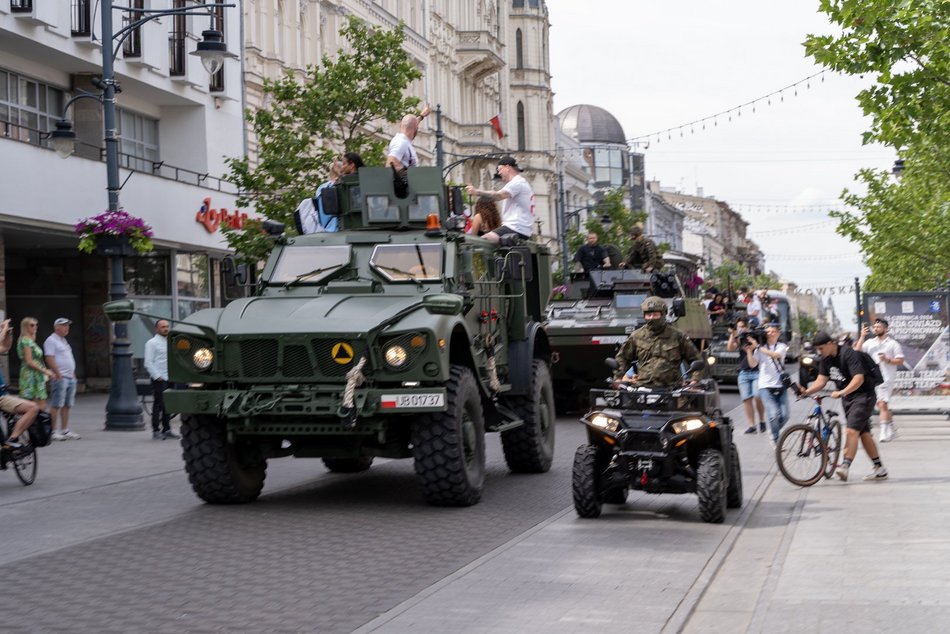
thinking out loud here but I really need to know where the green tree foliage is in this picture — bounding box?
[224,16,422,263]
[805,0,950,291]
[704,261,782,297]
[565,188,647,262]
[798,311,819,340]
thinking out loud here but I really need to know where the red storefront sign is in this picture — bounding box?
[196,197,248,233]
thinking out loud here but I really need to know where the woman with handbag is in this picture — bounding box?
[747,322,791,445]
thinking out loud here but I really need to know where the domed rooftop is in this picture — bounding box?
[557,104,626,145]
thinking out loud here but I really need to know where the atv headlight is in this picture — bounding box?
[192,347,214,371]
[588,412,622,434]
[801,356,814,366]
[384,344,408,367]
[670,418,705,434]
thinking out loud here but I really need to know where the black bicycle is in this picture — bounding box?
[775,394,842,487]
[1,413,37,486]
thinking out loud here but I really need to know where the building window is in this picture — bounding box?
[517,101,526,151]
[209,3,225,92]
[10,1,32,12]
[594,147,625,187]
[177,253,211,320]
[168,1,187,76]
[116,108,159,172]
[121,0,144,57]
[512,0,524,8]
[515,29,524,69]
[0,69,65,147]
[71,0,92,37]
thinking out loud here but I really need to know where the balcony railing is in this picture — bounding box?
[168,10,186,76]
[122,0,144,57]
[1,120,237,194]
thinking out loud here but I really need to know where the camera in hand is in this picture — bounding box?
[740,328,767,347]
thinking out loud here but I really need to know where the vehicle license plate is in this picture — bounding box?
[379,393,445,409]
[591,335,627,345]
[637,458,653,470]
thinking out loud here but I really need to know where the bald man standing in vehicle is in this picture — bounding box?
[384,105,431,172]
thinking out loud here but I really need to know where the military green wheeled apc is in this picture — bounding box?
[546,267,712,412]
[104,166,555,507]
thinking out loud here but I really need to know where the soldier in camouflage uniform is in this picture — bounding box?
[621,226,663,272]
[616,296,704,387]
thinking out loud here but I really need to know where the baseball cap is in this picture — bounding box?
[812,331,833,346]
[497,155,523,172]
[54,318,72,326]
[874,317,889,327]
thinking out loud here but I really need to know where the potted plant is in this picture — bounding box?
[75,210,154,256]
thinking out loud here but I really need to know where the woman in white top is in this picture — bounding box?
[747,322,790,443]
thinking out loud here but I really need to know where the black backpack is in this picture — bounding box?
[30,411,53,447]
[846,347,884,389]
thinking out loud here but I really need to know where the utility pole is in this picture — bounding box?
[557,143,569,277]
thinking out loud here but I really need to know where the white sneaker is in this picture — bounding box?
[887,425,898,441]
[51,431,67,441]
[62,430,82,440]
[835,464,849,481]
[878,423,888,443]
[863,466,888,481]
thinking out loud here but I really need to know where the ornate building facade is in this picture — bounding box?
[242,0,561,249]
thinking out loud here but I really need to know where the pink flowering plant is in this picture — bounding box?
[75,210,154,255]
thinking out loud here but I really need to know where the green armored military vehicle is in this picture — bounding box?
[104,166,555,507]
[546,267,711,412]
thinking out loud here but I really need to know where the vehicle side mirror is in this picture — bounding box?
[262,220,285,237]
[222,255,249,287]
[447,186,465,216]
[604,357,619,371]
[422,293,464,316]
[103,299,136,322]
[672,297,687,317]
[320,185,341,217]
[688,359,707,373]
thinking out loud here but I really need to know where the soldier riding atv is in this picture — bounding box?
[571,297,742,523]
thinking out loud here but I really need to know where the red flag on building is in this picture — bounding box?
[489,114,504,139]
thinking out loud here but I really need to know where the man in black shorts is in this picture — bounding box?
[798,331,887,481]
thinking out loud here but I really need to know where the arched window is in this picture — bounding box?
[515,28,524,69]
[517,101,526,151]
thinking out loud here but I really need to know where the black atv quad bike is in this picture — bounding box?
[572,360,742,523]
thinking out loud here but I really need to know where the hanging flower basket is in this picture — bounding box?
[75,210,154,256]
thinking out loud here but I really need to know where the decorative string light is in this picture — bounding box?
[749,220,838,236]
[628,71,828,144]
[732,204,847,214]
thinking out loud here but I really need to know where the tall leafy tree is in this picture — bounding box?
[224,16,422,262]
[805,0,950,291]
[565,188,647,259]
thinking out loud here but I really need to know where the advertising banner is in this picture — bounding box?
[864,292,950,413]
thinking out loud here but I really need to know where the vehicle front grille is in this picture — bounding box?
[622,431,664,453]
[226,337,366,382]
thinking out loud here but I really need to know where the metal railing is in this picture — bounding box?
[168,3,186,75]
[1,120,238,194]
[121,0,144,57]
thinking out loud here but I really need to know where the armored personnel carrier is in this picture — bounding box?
[546,267,711,412]
[104,166,555,507]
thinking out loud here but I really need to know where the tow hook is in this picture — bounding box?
[640,471,648,486]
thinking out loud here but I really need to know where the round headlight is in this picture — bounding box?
[193,347,214,370]
[385,345,408,367]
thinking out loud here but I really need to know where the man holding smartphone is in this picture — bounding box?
[855,318,905,442]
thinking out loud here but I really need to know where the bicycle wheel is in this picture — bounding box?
[776,423,825,487]
[822,418,842,479]
[12,430,37,486]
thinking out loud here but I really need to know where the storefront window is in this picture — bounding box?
[129,298,173,360]
[124,255,171,296]
[177,253,209,298]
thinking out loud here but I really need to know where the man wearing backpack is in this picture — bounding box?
[855,318,905,442]
[799,331,887,481]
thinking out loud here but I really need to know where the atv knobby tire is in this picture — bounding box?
[322,456,374,473]
[502,360,555,473]
[181,414,266,504]
[572,444,602,518]
[412,365,485,506]
[696,448,726,523]
[726,442,743,509]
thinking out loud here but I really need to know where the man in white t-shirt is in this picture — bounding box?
[465,155,534,245]
[855,318,905,442]
[44,317,80,440]
[747,322,790,444]
[384,105,431,171]
[746,290,763,327]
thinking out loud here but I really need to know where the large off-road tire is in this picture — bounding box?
[572,444,603,518]
[502,360,555,473]
[412,365,485,506]
[181,414,266,504]
[697,448,727,523]
[322,457,374,473]
[726,442,743,509]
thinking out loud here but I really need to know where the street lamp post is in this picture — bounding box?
[51,1,235,430]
